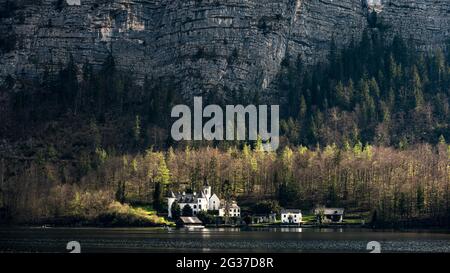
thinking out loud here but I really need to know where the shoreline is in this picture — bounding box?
[1,223,450,233]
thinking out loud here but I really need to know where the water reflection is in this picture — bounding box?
[279,228,302,233]
[1,227,450,253]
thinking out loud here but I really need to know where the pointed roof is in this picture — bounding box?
[314,208,344,215]
[180,217,203,225]
[281,209,302,214]
[203,177,209,187]
[210,193,219,199]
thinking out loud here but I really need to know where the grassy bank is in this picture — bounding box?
[3,203,175,228]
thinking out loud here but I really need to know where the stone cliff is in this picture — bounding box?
[0,0,449,99]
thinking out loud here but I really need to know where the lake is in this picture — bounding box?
[1,227,450,253]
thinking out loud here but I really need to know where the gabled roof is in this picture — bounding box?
[169,190,210,203]
[281,209,302,214]
[210,193,219,199]
[315,208,344,215]
[169,185,213,201]
[180,217,203,224]
[219,201,240,209]
[203,178,209,187]
[176,194,199,203]
[252,213,276,217]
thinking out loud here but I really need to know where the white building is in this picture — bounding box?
[66,0,81,5]
[367,0,383,12]
[251,213,277,224]
[167,183,221,218]
[367,0,381,4]
[218,201,241,218]
[314,208,345,223]
[281,209,302,224]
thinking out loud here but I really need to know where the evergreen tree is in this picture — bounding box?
[115,181,126,204]
[153,182,164,212]
[156,154,170,186]
[171,200,181,219]
[410,66,424,109]
[57,56,79,113]
[416,185,425,213]
[182,204,193,217]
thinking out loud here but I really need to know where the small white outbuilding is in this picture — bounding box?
[66,0,81,6]
[281,209,302,224]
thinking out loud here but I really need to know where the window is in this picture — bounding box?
[193,205,197,209]
[199,205,201,209]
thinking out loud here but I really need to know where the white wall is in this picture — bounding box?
[219,207,240,217]
[66,0,81,5]
[167,197,175,218]
[281,213,302,224]
[367,0,382,6]
[178,200,207,216]
[203,186,211,200]
[209,194,220,210]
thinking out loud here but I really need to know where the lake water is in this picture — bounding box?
[1,227,450,253]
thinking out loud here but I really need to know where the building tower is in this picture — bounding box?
[167,192,176,218]
[202,178,212,200]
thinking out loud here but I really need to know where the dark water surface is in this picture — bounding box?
[1,227,450,253]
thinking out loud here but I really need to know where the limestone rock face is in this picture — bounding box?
[379,0,450,51]
[0,0,449,99]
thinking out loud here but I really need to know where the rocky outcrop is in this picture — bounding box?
[289,0,368,65]
[0,0,449,99]
[379,0,450,51]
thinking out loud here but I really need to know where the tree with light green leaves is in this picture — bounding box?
[155,154,170,186]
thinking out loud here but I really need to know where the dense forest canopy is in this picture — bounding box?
[278,30,450,148]
[1,27,450,226]
[1,141,450,227]
[2,29,450,154]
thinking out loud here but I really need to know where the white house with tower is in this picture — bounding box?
[167,182,222,218]
[367,0,383,12]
